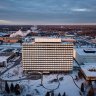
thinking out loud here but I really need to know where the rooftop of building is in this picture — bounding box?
[81,64,96,77]
[34,37,61,43]
[23,37,73,45]
[0,56,10,62]
[75,48,96,56]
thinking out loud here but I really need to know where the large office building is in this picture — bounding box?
[22,38,73,73]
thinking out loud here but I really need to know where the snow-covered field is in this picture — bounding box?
[0,55,86,96]
[0,43,95,96]
[0,62,85,96]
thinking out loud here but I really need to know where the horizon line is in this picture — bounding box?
[0,23,96,26]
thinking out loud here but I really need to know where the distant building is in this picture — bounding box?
[0,37,21,43]
[73,48,96,64]
[0,51,16,67]
[64,34,75,39]
[22,38,73,73]
[62,38,76,43]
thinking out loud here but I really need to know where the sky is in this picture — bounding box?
[0,0,96,25]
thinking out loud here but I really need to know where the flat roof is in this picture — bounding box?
[84,48,96,51]
[0,56,9,62]
[23,37,73,45]
[75,48,96,56]
[35,37,61,43]
[23,42,73,45]
[81,64,96,77]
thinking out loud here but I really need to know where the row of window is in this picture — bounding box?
[23,63,73,65]
[23,65,73,67]
[23,54,73,56]
[23,59,73,61]
[23,47,73,49]
[23,52,73,54]
[23,44,73,46]
[23,58,73,60]
[23,67,72,69]
[23,50,73,53]
[23,61,73,63]
[23,47,73,48]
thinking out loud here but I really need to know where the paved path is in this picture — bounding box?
[69,75,80,90]
[69,75,84,96]
[0,59,84,96]
[41,74,60,91]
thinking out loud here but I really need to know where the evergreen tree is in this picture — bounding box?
[14,84,20,95]
[15,84,20,91]
[51,91,54,96]
[5,81,10,94]
[87,88,94,96]
[81,83,84,92]
[15,89,20,95]
[10,83,14,92]
[78,71,82,78]
[45,91,50,96]
[58,93,61,96]
[62,92,66,96]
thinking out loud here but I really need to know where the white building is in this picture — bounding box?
[22,38,73,73]
[0,52,15,67]
[73,48,96,64]
[80,63,96,80]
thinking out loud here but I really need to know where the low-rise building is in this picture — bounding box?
[80,63,96,80]
[0,51,16,67]
[0,37,21,43]
[73,48,96,65]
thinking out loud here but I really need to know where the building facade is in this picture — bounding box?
[73,48,96,65]
[22,38,73,73]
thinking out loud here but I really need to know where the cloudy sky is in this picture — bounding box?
[0,0,96,25]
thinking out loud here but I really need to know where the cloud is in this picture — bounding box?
[0,0,96,24]
[71,8,91,12]
[0,20,12,24]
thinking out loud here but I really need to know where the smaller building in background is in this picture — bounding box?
[73,48,96,65]
[0,50,16,67]
[0,37,21,43]
[62,38,76,43]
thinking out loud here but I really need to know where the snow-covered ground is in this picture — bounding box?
[1,64,24,80]
[0,62,85,96]
[0,43,21,49]
[0,55,86,96]
[0,43,96,96]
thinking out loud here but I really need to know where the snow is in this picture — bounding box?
[0,64,85,96]
[0,56,8,62]
[75,48,96,56]
[10,30,32,37]
[0,43,21,48]
[0,55,85,96]
[81,64,96,77]
[10,26,38,38]
[0,41,95,95]
[1,65,24,80]
[0,32,8,36]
